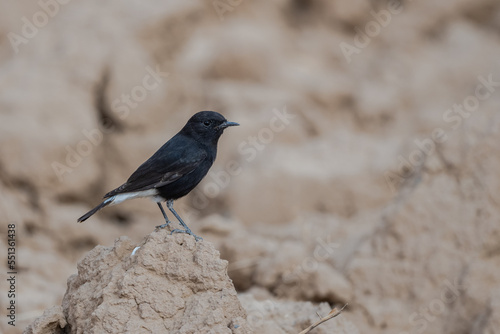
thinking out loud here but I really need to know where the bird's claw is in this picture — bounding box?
[155,222,171,229]
[170,228,203,241]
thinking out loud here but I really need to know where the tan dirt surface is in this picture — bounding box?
[0,0,499,333]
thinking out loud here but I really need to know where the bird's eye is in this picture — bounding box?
[203,120,211,127]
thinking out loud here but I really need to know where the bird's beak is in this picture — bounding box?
[217,121,239,130]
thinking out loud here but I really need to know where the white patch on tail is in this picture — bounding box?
[107,189,160,206]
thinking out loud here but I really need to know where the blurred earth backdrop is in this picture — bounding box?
[1,0,500,333]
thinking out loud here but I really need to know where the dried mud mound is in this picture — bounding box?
[25,231,250,334]
[24,229,359,334]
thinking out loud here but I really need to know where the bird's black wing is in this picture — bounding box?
[104,136,206,198]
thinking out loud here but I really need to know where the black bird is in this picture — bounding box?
[77,111,239,241]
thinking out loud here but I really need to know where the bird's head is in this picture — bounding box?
[183,111,239,144]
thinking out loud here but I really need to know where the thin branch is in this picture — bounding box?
[298,303,348,334]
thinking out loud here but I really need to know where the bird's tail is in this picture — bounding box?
[77,198,113,223]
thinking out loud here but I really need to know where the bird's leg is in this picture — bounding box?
[166,199,203,241]
[155,202,172,229]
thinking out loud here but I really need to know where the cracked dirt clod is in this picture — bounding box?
[23,306,67,334]
[27,230,250,334]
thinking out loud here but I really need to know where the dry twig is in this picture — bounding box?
[298,303,348,334]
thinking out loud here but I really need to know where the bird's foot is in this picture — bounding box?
[155,221,171,229]
[170,228,203,241]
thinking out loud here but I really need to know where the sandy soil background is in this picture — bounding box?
[1,0,500,333]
